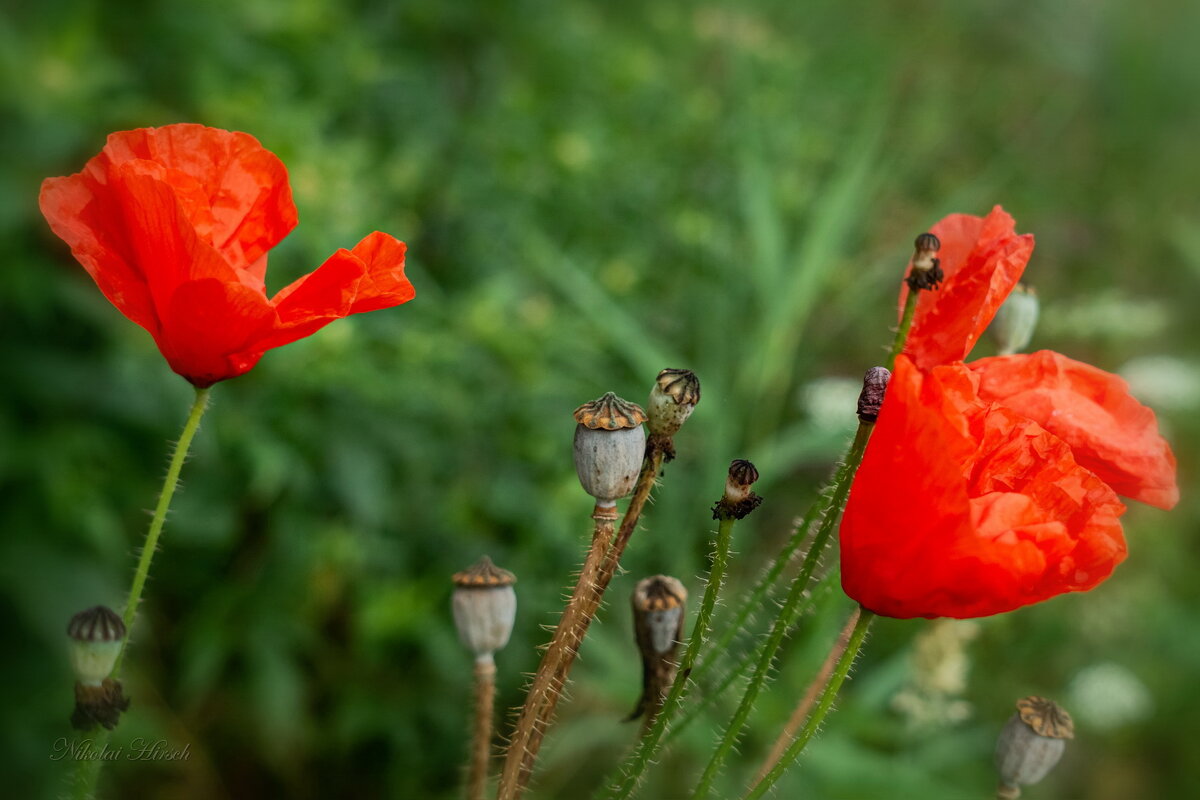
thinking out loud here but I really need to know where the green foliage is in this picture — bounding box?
[2,0,1199,797]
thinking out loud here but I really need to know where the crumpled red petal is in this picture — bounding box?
[840,355,1127,619]
[39,124,414,385]
[970,351,1179,510]
[900,206,1034,370]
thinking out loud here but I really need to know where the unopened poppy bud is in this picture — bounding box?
[628,575,687,722]
[990,284,1039,356]
[856,366,891,424]
[995,696,1073,799]
[713,459,763,520]
[67,606,130,731]
[68,606,125,686]
[907,232,944,291]
[647,368,701,438]
[452,557,517,662]
[573,392,647,509]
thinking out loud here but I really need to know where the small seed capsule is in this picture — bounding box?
[67,606,125,686]
[995,696,1073,798]
[628,575,688,722]
[989,284,1039,356]
[647,369,701,438]
[713,459,763,520]
[573,392,647,508]
[907,231,945,291]
[856,366,891,424]
[67,606,130,731]
[452,556,518,662]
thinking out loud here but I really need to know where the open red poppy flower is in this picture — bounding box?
[40,124,415,386]
[840,207,1177,619]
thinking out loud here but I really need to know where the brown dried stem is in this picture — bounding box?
[497,509,618,800]
[469,657,497,800]
[750,607,861,787]
[500,449,665,799]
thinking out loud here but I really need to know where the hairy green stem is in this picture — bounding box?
[69,386,212,800]
[887,287,919,370]
[689,424,870,800]
[600,513,739,800]
[742,610,875,800]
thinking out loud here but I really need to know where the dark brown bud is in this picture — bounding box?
[452,556,518,661]
[628,576,687,723]
[714,459,763,520]
[856,366,891,424]
[995,696,1073,797]
[573,392,647,506]
[907,231,945,291]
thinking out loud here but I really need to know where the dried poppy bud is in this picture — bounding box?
[907,231,944,291]
[995,696,1074,798]
[68,606,125,686]
[67,606,130,731]
[452,557,517,662]
[989,284,1040,356]
[628,575,687,722]
[856,366,891,424]
[714,459,763,520]
[647,368,701,438]
[573,392,647,507]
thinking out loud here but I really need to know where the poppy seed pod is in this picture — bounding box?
[647,369,701,437]
[573,392,647,508]
[856,366,891,424]
[628,575,688,721]
[68,605,125,686]
[452,557,517,662]
[989,284,1040,356]
[907,231,945,291]
[995,696,1074,798]
[714,459,763,520]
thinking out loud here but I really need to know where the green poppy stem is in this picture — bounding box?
[741,609,875,800]
[68,385,212,800]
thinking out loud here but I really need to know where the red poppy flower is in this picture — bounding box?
[40,124,415,386]
[840,207,1177,619]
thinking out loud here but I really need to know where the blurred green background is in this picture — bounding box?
[2,0,1198,798]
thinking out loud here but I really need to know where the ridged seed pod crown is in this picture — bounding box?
[452,557,517,662]
[647,369,700,437]
[573,392,647,506]
[67,606,125,686]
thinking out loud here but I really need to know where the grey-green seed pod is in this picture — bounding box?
[647,369,701,437]
[573,392,647,507]
[995,696,1074,798]
[452,557,517,662]
[628,575,687,721]
[67,606,125,687]
[990,284,1040,356]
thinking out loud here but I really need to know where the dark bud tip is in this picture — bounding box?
[857,366,891,423]
[914,232,941,252]
[452,555,517,588]
[727,459,759,488]
[67,606,126,643]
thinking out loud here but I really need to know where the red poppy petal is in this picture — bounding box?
[99,124,296,283]
[156,278,276,386]
[900,206,1034,370]
[40,173,161,337]
[971,351,1179,509]
[840,355,1128,619]
[254,232,413,351]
